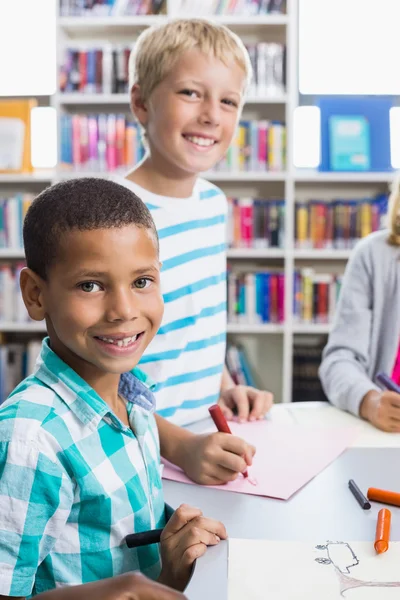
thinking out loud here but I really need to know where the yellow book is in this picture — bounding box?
[296,203,309,248]
[360,202,372,238]
[0,99,37,173]
[301,268,314,323]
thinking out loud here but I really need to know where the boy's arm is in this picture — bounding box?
[0,572,187,600]
[154,414,194,471]
[155,413,254,485]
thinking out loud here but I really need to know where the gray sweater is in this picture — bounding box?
[319,230,400,416]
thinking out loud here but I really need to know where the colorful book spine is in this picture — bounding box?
[294,196,388,249]
[0,195,33,249]
[0,264,31,323]
[293,269,344,324]
[227,269,285,324]
[59,0,165,16]
[60,114,144,172]
[215,120,286,173]
[227,198,285,249]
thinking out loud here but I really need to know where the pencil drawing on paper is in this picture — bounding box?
[315,541,400,596]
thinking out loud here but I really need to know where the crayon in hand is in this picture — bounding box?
[208,404,249,478]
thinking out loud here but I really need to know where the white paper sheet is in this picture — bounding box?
[228,539,400,599]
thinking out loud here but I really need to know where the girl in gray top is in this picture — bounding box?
[319,178,400,432]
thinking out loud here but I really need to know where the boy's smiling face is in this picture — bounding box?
[135,48,246,178]
[37,225,163,383]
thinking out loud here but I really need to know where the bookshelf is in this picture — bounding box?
[1,0,394,405]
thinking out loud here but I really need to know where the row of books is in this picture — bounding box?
[228,270,285,324]
[293,269,343,324]
[58,0,284,16]
[60,115,286,172]
[292,342,328,403]
[0,195,33,250]
[60,114,145,172]
[168,0,284,16]
[59,42,285,98]
[226,343,257,387]
[0,339,42,404]
[295,195,389,249]
[246,43,285,97]
[0,265,30,323]
[59,0,165,16]
[227,198,285,248]
[60,46,132,94]
[217,120,286,172]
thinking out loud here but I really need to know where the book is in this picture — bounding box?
[0,99,37,173]
[227,269,284,324]
[329,115,371,172]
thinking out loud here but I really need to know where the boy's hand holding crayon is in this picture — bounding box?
[158,504,227,591]
[218,384,273,423]
[179,431,255,485]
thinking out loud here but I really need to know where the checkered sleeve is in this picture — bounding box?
[0,440,74,597]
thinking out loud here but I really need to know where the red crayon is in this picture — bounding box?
[208,404,248,478]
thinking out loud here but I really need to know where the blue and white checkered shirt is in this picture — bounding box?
[0,338,165,597]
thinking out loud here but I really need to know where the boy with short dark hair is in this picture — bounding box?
[0,178,225,599]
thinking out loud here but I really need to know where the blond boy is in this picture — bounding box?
[113,19,273,485]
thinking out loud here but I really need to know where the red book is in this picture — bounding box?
[72,115,82,169]
[239,198,253,248]
[115,115,126,168]
[79,50,87,92]
[270,273,278,323]
[277,273,285,323]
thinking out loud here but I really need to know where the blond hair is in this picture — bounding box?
[387,176,400,246]
[128,18,252,103]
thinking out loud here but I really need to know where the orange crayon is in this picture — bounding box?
[374,508,391,554]
[368,487,400,508]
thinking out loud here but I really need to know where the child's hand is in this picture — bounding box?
[158,504,227,591]
[360,389,400,432]
[219,384,273,422]
[34,572,188,600]
[180,432,255,485]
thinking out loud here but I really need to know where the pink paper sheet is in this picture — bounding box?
[162,420,359,500]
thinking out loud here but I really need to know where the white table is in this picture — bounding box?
[163,403,400,599]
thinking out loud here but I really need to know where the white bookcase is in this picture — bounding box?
[0,0,394,403]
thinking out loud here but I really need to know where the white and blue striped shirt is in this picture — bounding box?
[114,177,227,425]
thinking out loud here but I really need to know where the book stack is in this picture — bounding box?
[60,45,132,94]
[292,341,328,403]
[59,42,286,98]
[59,0,166,16]
[226,343,257,387]
[0,339,42,404]
[227,197,285,248]
[293,269,343,324]
[171,0,285,16]
[0,264,31,323]
[0,195,33,249]
[295,195,388,249]
[215,120,286,172]
[245,43,286,97]
[60,114,144,172]
[228,269,285,324]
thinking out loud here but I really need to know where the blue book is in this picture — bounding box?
[261,273,270,323]
[237,346,257,388]
[329,115,371,171]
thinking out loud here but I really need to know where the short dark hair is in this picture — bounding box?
[23,177,158,279]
